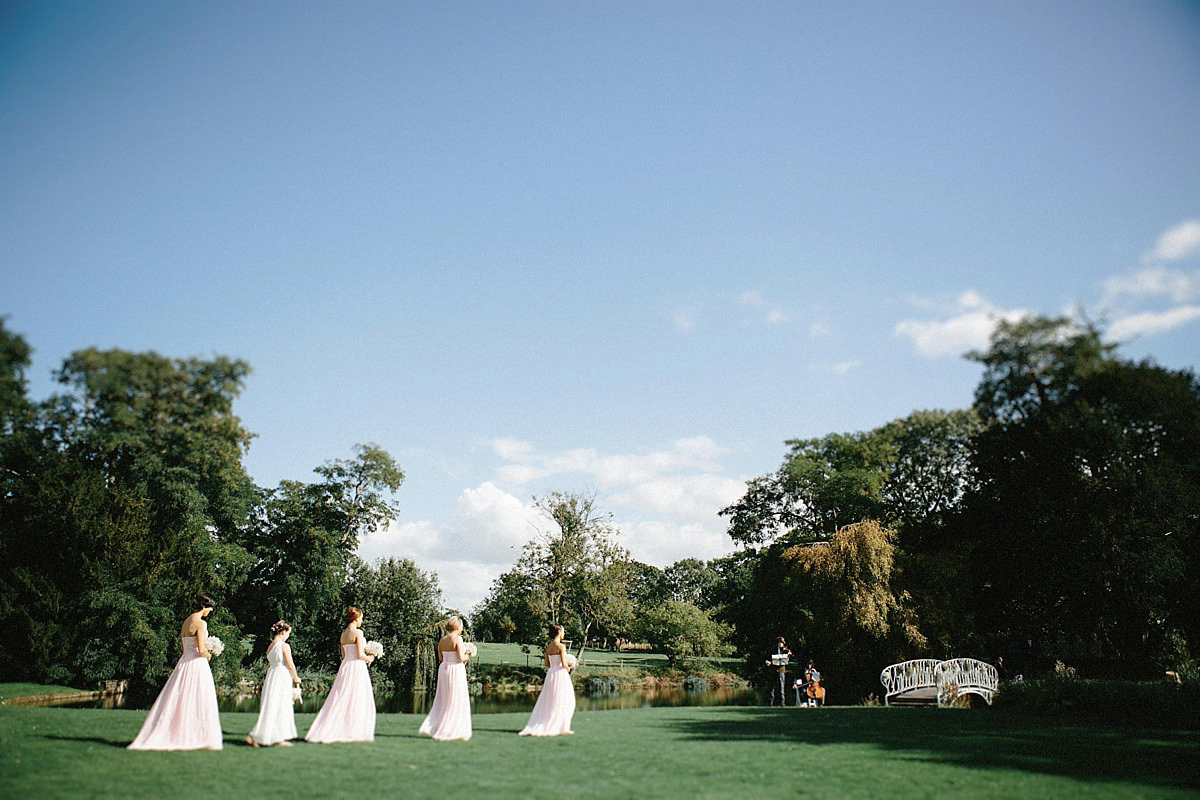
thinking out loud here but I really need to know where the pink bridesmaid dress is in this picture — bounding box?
[419,650,472,741]
[128,637,223,750]
[304,643,375,743]
[519,654,576,736]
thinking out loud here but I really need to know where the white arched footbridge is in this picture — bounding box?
[880,658,999,707]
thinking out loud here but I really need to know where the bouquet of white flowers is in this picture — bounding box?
[204,636,224,658]
[292,686,302,702]
[462,642,478,659]
[563,653,578,670]
[363,640,384,660]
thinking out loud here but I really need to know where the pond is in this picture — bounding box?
[57,685,764,714]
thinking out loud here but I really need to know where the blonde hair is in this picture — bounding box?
[446,615,463,633]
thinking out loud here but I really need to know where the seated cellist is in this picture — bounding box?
[804,660,825,707]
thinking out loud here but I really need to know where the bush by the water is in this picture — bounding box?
[994,675,1200,727]
[682,676,709,693]
[584,676,622,697]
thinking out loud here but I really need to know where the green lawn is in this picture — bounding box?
[2,704,1197,799]
[0,682,95,701]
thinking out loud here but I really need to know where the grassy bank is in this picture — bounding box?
[2,703,1198,799]
[473,642,746,691]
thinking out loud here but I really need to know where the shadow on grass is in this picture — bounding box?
[668,707,1200,792]
[45,735,129,748]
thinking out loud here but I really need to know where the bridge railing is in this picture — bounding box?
[880,658,999,706]
[879,659,942,705]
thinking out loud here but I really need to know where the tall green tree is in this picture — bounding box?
[344,556,441,690]
[1,347,258,687]
[962,317,1200,676]
[230,444,405,670]
[514,491,634,651]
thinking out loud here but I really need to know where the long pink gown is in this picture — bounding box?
[519,654,576,736]
[128,637,222,750]
[419,650,471,741]
[304,643,375,743]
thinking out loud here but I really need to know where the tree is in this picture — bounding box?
[471,568,544,643]
[517,491,633,651]
[635,599,733,667]
[0,347,259,688]
[722,409,979,548]
[230,445,406,670]
[961,317,1200,676]
[0,317,32,434]
[344,557,441,690]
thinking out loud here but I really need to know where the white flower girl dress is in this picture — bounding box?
[246,640,297,745]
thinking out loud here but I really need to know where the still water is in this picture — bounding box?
[67,686,762,714]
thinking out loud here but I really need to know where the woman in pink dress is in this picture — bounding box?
[520,624,576,737]
[128,594,223,750]
[305,607,376,743]
[418,615,472,741]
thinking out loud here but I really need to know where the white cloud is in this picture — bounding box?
[1109,306,1200,340]
[738,290,789,324]
[367,436,747,610]
[894,292,1030,358]
[1102,266,1200,306]
[621,519,731,567]
[1143,219,1200,263]
[815,359,859,376]
[808,321,833,338]
[611,474,746,523]
[492,438,534,460]
[358,519,441,564]
[672,308,696,332]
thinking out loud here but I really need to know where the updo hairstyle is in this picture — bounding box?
[446,615,463,633]
[343,607,362,626]
[192,593,217,612]
[270,620,291,638]
[548,623,564,639]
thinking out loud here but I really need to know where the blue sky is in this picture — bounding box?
[3,1,1198,610]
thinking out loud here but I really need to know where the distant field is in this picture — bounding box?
[2,703,1198,799]
[0,682,94,701]
[475,641,740,671]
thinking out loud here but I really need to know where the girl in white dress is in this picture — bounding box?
[128,593,223,750]
[418,615,472,741]
[246,620,302,747]
[520,623,576,737]
[305,607,377,743]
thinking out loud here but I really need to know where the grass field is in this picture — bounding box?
[2,703,1198,799]
[475,641,740,672]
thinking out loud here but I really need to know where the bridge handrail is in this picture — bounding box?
[879,659,942,704]
[880,657,999,706]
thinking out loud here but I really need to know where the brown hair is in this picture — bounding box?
[270,620,291,638]
[344,607,362,626]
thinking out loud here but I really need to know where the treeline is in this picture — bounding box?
[0,319,441,692]
[472,317,1200,702]
[720,316,1200,700]
[471,492,736,667]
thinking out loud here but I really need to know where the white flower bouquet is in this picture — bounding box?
[292,686,303,702]
[363,640,384,660]
[462,642,478,659]
[563,653,578,670]
[204,635,224,657]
